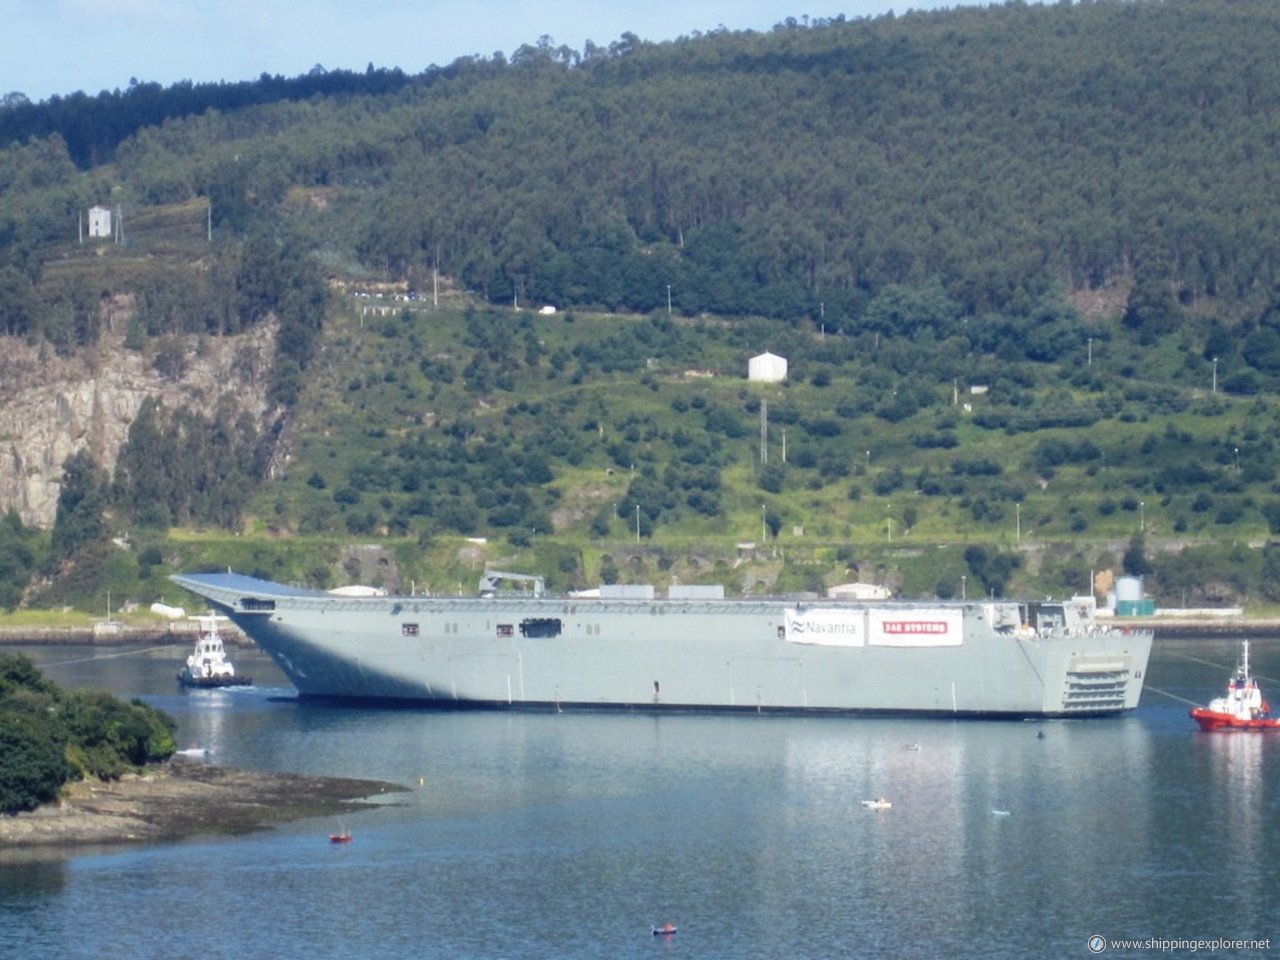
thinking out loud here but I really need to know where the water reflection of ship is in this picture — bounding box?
[1203,730,1266,897]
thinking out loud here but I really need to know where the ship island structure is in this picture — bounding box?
[170,570,1151,717]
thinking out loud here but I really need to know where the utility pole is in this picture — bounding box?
[760,399,768,465]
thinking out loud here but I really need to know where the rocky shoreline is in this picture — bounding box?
[0,757,405,858]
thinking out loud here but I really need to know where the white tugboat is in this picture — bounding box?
[178,615,252,688]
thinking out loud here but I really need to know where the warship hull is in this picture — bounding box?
[170,573,1151,717]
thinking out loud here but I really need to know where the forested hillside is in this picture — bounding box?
[7,0,1280,328]
[3,0,1280,611]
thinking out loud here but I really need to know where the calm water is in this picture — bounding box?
[1,639,1277,959]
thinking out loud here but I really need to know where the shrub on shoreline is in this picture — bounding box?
[0,654,176,814]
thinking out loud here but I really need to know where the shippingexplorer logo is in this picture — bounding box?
[1088,934,1272,953]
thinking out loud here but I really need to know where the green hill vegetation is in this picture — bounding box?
[4,0,1280,611]
[0,654,176,814]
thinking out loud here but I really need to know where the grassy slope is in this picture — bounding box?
[27,220,1276,605]
[184,292,1277,603]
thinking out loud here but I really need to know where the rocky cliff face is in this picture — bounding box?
[0,326,277,528]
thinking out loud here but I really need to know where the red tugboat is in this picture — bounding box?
[1189,641,1280,731]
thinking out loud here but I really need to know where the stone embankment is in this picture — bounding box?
[1138,617,1280,639]
[0,621,252,647]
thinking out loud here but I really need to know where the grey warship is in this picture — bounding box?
[170,571,1151,716]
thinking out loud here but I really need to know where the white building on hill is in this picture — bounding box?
[827,582,892,601]
[748,351,787,382]
[88,205,112,239]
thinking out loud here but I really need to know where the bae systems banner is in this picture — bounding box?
[784,609,866,646]
[867,609,963,646]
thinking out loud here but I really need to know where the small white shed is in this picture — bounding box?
[748,351,788,383]
[88,205,112,238]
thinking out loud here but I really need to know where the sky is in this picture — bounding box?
[1,0,970,103]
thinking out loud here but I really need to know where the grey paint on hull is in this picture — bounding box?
[170,572,1152,717]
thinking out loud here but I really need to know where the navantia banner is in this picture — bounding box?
[868,609,963,646]
[784,609,866,647]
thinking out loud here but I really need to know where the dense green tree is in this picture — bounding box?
[1122,268,1181,342]
[1243,328,1280,375]
[1261,546,1280,603]
[60,689,176,779]
[112,396,264,530]
[0,714,70,814]
[1262,501,1280,536]
[759,463,786,494]
[112,397,168,525]
[1123,534,1152,577]
[0,652,61,700]
[0,509,41,609]
[963,545,1021,598]
[0,655,176,813]
[49,450,108,564]
[0,265,37,335]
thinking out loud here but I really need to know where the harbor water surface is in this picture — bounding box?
[1,638,1276,958]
